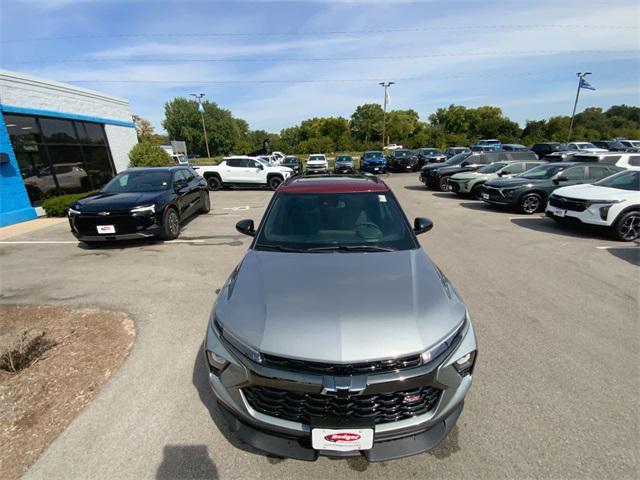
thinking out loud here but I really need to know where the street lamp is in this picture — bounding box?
[567,72,592,143]
[379,82,394,149]
[190,93,211,159]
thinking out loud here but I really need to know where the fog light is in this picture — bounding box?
[453,351,476,376]
[207,350,229,374]
[599,206,611,221]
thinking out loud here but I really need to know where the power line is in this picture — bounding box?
[1,24,636,43]
[57,71,581,85]
[3,49,637,65]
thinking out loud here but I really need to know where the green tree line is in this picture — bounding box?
[153,98,639,157]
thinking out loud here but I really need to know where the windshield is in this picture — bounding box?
[255,192,416,252]
[394,150,412,157]
[364,151,384,159]
[593,170,639,191]
[518,164,565,179]
[254,158,269,167]
[282,157,298,164]
[102,170,171,193]
[336,156,352,162]
[551,144,570,152]
[478,162,509,174]
[442,152,471,165]
[308,155,325,161]
[421,149,440,155]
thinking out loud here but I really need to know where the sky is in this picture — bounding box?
[1,0,638,134]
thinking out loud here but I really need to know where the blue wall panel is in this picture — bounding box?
[0,111,37,227]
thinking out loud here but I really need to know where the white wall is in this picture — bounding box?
[105,125,138,172]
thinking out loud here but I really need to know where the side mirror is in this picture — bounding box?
[236,219,256,237]
[257,163,264,170]
[555,175,569,183]
[413,217,433,236]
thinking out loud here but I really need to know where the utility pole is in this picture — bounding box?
[567,72,591,143]
[379,82,394,149]
[190,93,211,158]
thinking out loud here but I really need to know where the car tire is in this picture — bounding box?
[206,176,222,191]
[161,207,181,240]
[470,184,483,199]
[612,210,640,241]
[520,193,543,214]
[268,176,283,190]
[439,177,449,192]
[200,191,211,213]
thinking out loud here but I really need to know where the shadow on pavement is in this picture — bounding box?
[156,444,218,480]
[191,343,269,459]
[510,217,609,240]
[607,246,640,266]
[459,202,512,214]
[403,185,430,191]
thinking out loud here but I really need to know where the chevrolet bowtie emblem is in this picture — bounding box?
[98,211,110,216]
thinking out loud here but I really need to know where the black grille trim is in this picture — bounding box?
[262,353,422,376]
[243,385,442,425]
[549,196,588,212]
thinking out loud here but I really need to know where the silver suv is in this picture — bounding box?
[203,175,477,461]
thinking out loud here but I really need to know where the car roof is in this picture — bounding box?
[125,166,183,172]
[279,175,389,193]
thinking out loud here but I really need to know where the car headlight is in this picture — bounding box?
[68,207,81,216]
[420,317,466,364]
[214,317,263,364]
[206,350,229,374]
[501,188,515,198]
[131,204,156,214]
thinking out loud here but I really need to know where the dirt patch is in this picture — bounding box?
[0,305,135,480]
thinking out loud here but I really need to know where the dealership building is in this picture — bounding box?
[0,69,138,226]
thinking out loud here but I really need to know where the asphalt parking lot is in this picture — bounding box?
[1,173,638,480]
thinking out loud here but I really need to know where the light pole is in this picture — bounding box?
[567,72,591,143]
[190,93,211,159]
[379,82,394,149]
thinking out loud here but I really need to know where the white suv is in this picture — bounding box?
[567,142,608,153]
[306,154,329,175]
[546,169,640,241]
[571,152,640,170]
[193,156,292,190]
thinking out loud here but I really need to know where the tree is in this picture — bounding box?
[162,97,245,157]
[132,114,155,141]
[350,104,384,143]
[128,140,172,167]
[386,110,419,145]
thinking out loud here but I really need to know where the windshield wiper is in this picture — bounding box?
[254,243,306,253]
[306,245,395,252]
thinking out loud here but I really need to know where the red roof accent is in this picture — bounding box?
[278,176,389,193]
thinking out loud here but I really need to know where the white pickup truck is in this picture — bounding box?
[192,156,293,191]
[306,154,329,175]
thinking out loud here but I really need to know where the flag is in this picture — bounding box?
[197,101,205,113]
[579,78,596,91]
[385,88,391,106]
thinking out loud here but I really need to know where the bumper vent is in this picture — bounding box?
[549,196,588,212]
[243,385,441,425]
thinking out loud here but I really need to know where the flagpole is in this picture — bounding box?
[567,72,591,143]
[379,81,394,149]
[190,93,211,159]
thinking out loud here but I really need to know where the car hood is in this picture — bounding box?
[76,191,164,212]
[214,249,466,363]
[267,166,293,173]
[552,184,635,201]
[451,171,489,181]
[335,161,354,166]
[485,177,546,188]
[363,157,386,163]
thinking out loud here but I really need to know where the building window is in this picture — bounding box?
[3,113,116,206]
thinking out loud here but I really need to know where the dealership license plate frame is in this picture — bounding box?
[482,193,490,200]
[309,416,375,452]
[553,208,566,217]
[97,225,116,234]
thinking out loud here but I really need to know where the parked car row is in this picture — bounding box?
[418,153,640,241]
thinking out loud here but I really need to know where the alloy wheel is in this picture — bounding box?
[522,195,540,214]
[168,211,180,236]
[620,213,640,240]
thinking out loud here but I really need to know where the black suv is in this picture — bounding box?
[531,142,570,159]
[281,156,302,175]
[389,149,419,172]
[421,151,538,191]
[416,148,446,167]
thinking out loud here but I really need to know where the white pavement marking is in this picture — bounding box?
[0,239,207,245]
[222,206,250,211]
[596,245,639,250]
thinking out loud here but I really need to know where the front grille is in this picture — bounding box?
[73,213,154,235]
[243,385,442,425]
[549,196,587,212]
[481,186,505,199]
[262,353,422,376]
[447,181,460,192]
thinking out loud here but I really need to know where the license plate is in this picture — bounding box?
[482,193,490,200]
[553,208,566,217]
[97,225,115,234]
[448,185,454,190]
[373,168,379,172]
[311,428,374,452]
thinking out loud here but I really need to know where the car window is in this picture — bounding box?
[501,163,525,174]
[226,158,242,168]
[594,170,639,191]
[587,166,610,179]
[597,155,621,165]
[247,159,261,168]
[103,170,171,193]
[519,164,566,179]
[182,169,195,182]
[256,192,416,251]
[628,156,640,167]
[477,162,508,174]
[560,166,586,180]
[173,169,188,187]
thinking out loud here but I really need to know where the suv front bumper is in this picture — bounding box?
[203,319,476,461]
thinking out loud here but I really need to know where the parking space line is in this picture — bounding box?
[0,240,78,244]
[596,245,639,250]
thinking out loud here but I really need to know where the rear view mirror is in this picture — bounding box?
[413,217,433,235]
[236,219,256,237]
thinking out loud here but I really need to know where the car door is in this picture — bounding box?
[172,170,190,216]
[223,158,244,182]
[552,166,587,194]
[499,162,526,178]
[246,159,266,184]
[181,168,201,213]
